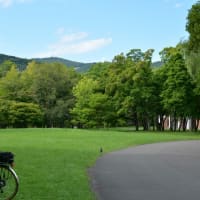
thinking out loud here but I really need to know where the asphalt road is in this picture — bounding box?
[89,141,200,200]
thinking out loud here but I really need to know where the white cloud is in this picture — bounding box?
[0,0,12,7]
[59,32,88,43]
[175,2,183,8]
[35,31,112,58]
[163,0,184,8]
[0,0,31,7]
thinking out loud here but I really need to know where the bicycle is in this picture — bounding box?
[0,152,19,200]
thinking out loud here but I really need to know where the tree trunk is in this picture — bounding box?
[134,112,139,131]
[142,115,149,131]
[191,117,196,131]
[156,115,161,131]
[195,119,199,131]
[182,117,187,131]
[173,112,177,131]
[152,117,155,131]
[161,115,167,131]
[170,116,173,131]
[178,117,183,131]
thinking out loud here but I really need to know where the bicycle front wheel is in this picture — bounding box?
[0,165,19,200]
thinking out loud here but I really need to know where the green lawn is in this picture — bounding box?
[0,128,200,200]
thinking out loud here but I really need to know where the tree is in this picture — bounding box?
[126,48,154,63]
[0,65,22,101]
[193,74,200,131]
[104,49,155,130]
[130,60,155,130]
[71,77,111,128]
[8,101,43,128]
[152,67,169,131]
[0,100,43,128]
[186,1,200,52]
[105,53,134,126]
[185,50,200,80]
[0,60,16,77]
[159,47,180,63]
[160,53,194,131]
[86,62,110,80]
[21,61,80,127]
[0,100,10,128]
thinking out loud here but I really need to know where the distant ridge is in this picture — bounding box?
[34,57,95,72]
[0,53,95,72]
[151,61,163,68]
[0,53,29,71]
[0,53,162,72]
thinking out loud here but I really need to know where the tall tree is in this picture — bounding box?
[71,77,111,128]
[186,1,200,52]
[0,60,16,77]
[21,61,79,127]
[160,53,194,131]
[130,60,155,130]
[185,50,200,79]
[0,65,21,101]
[152,66,169,131]
[104,49,155,130]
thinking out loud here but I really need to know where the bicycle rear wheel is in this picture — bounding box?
[0,164,19,200]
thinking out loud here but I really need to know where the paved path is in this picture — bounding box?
[89,141,200,200]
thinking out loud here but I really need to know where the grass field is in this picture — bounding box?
[0,128,200,200]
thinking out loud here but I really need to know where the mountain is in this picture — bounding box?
[34,57,95,72]
[0,53,163,72]
[0,54,95,72]
[151,61,163,68]
[0,54,29,71]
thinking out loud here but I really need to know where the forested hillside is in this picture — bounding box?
[0,54,94,72]
[0,54,29,71]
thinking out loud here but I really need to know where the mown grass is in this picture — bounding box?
[0,128,200,199]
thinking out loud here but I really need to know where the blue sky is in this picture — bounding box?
[0,0,197,62]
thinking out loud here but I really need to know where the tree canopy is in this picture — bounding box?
[186,1,200,52]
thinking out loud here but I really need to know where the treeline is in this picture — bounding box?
[0,46,198,131]
[0,61,80,128]
[71,47,199,131]
[0,1,200,131]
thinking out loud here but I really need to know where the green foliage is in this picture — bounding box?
[160,53,194,131]
[0,65,21,101]
[22,61,80,127]
[0,100,43,128]
[0,45,198,130]
[159,46,181,63]
[104,49,155,129]
[71,77,111,128]
[86,62,110,81]
[0,100,10,128]
[8,102,43,128]
[0,54,29,71]
[126,48,154,63]
[185,50,200,79]
[186,1,200,52]
[0,60,16,77]
[35,57,94,72]
[0,61,80,128]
